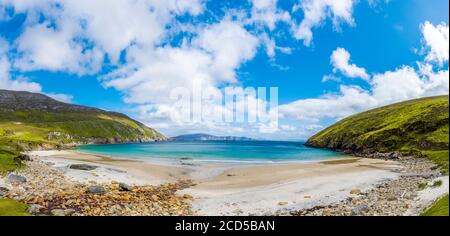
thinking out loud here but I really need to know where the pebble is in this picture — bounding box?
[7,174,27,184]
[69,164,98,171]
[87,185,107,195]
[119,183,133,191]
[290,157,440,216]
[3,160,194,216]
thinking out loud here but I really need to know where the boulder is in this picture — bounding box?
[14,154,32,162]
[350,189,361,195]
[28,204,43,215]
[351,203,370,215]
[51,209,66,216]
[7,174,27,184]
[119,183,133,191]
[0,186,9,197]
[69,164,98,171]
[87,185,106,195]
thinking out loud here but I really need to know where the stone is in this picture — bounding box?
[350,189,361,195]
[278,201,288,206]
[351,203,370,215]
[322,208,334,216]
[387,196,397,201]
[51,209,66,216]
[28,204,43,215]
[87,185,107,195]
[69,164,98,171]
[7,174,27,184]
[119,183,133,191]
[0,187,9,197]
[64,208,76,216]
[14,154,32,162]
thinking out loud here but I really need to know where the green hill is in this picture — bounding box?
[306,95,449,174]
[0,89,165,172]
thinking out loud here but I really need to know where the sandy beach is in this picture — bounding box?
[25,150,416,215]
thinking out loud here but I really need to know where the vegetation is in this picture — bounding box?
[0,89,165,173]
[0,199,29,216]
[306,96,449,173]
[421,194,449,216]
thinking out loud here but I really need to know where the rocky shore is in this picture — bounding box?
[1,158,194,216]
[288,156,445,216]
[1,152,447,216]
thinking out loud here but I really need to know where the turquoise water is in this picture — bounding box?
[75,141,345,164]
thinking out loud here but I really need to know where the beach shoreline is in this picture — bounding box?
[1,149,446,216]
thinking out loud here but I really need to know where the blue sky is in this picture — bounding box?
[0,0,449,140]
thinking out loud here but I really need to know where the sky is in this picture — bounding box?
[0,0,449,140]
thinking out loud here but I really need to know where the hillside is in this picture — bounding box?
[306,95,449,173]
[0,89,165,171]
[172,133,255,141]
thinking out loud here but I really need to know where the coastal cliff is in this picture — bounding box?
[306,95,449,174]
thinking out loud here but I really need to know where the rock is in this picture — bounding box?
[14,154,32,162]
[87,185,106,195]
[119,183,133,191]
[387,196,397,201]
[351,203,370,215]
[69,164,98,171]
[322,208,334,216]
[278,201,289,206]
[0,187,9,197]
[51,209,66,216]
[7,174,27,184]
[350,189,361,195]
[304,196,311,199]
[28,204,43,215]
[64,208,76,216]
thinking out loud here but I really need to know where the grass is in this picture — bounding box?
[0,149,21,173]
[421,194,449,216]
[0,199,29,216]
[0,111,165,172]
[307,96,449,173]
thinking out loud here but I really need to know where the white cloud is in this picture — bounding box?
[193,20,260,82]
[281,20,449,130]
[3,0,205,74]
[421,21,449,66]
[293,0,357,46]
[0,37,42,92]
[250,0,291,30]
[16,22,103,75]
[281,65,448,123]
[330,47,369,80]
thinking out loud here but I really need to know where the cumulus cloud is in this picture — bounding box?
[250,0,291,30]
[293,0,357,46]
[281,63,448,123]
[0,37,42,92]
[330,47,369,80]
[2,0,205,74]
[16,23,103,75]
[421,21,449,66]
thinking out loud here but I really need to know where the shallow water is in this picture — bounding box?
[75,141,345,165]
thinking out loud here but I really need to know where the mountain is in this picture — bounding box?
[306,95,449,174]
[172,133,255,141]
[0,89,165,153]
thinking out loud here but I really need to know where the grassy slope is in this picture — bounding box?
[0,90,166,216]
[306,96,449,174]
[421,194,449,216]
[0,90,165,172]
[0,199,29,216]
